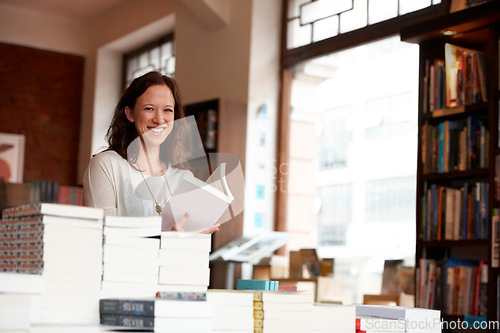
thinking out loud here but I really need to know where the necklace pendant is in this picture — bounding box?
[155,205,162,214]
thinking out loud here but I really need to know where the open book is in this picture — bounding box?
[161,163,234,232]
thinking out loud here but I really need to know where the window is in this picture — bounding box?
[287,35,418,303]
[123,34,175,88]
[286,0,442,49]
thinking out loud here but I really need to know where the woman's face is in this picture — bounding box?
[125,84,175,146]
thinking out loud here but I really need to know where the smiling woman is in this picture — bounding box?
[82,71,219,234]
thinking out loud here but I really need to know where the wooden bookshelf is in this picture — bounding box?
[401,3,500,331]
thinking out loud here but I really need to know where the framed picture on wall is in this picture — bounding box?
[0,133,25,183]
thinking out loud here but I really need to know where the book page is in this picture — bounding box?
[205,163,233,200]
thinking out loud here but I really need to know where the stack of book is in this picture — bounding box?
[99,296,212,332]
[101,215,161,299]
[355,304,441,333]
[0,272,43,332]
[206,289,255,332]
[312,303,356,333]
[1,203,104,325]
[157,231,211,293]
[255,291,314,333]
[356,315,405,333]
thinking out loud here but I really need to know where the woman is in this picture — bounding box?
[83,71,219,233]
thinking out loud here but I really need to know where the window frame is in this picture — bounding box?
[121,33,175,90]
[275,0,450,232]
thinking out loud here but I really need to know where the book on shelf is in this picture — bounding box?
[421,117,488,174]
[161,162,233,232]
[492,208,500,268]
[421,182,488,241]
[444,43,487,108]
[425,58,446,113]
[418,257,487,317]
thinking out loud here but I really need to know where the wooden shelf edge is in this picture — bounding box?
[421,168,489,181]
[401,1,500,44]
[417,239,489,247]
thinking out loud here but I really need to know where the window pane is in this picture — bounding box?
[313,16,339,42]
[399,0,432,15]
[287,0,440,48]
[288,18,312,49]
[340,0,368,34]
[368,0,398,24]
[288,36,418,303]
[301,0,352,25]
[124,35,175,86]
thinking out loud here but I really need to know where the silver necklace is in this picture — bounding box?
[140,170,172,214]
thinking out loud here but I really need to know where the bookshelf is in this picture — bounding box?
[184,98,247,289]
[401,2,500,330]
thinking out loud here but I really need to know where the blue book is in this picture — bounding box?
[438,122,445,173]
[237,279,278,291]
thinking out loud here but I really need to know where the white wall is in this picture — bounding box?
[0,4,88,56]
[174,1,252,104]
[0,1,282,233]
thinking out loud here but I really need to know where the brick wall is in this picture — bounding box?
[0,42,84,186]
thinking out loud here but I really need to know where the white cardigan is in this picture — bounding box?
[82,150,191,217]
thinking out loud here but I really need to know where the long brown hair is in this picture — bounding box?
[106,71,187,167]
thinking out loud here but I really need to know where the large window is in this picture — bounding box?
[123,34,175,88]
[286,0,442,49]
[287,35,418,303]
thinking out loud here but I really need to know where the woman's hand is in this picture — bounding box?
[171,212,220,234]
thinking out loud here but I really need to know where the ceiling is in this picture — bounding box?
[0,0,126,21]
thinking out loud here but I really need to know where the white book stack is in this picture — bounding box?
[101,215,161,299]
[0,292,33,332]
[0,272,44,331]
[355,304,441,333]
[99,297,212,333]
[157,232,211,293]
[258,291,314,333]
[207,289,254,332]
[312,303,356,333]
[1,203,104,325]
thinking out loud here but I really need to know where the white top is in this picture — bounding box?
[82,150,192,217]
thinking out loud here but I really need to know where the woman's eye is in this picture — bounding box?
[164,109,174,113]
[145,107,154,111]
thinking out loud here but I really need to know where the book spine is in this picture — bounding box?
[155,291,207,301]
[100,314,154,328]
[237,279,279,291]
[100,299,155,316]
